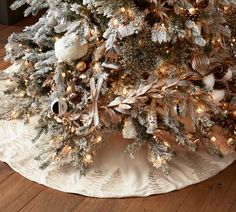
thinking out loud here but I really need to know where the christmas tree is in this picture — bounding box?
[2,0,236,175]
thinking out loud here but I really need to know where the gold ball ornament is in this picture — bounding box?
[76,61,87,72]
[189,7,198,15]
[66,86,74,93]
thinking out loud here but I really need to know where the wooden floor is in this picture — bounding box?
[0,16,236,212]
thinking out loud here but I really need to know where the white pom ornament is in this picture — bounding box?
[203,74,215,90]
[54,33,88,63]
[223,69,233,81]
[211,90,226,102]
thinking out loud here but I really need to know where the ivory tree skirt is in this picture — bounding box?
[0,116,235,198]
[0,65,235,198]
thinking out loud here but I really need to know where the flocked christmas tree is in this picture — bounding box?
[1,0,236,175]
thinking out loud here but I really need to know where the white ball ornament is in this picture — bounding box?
[203,73,215,90]
[54,33,88,63]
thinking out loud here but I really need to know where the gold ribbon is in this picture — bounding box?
[89,77,104,126]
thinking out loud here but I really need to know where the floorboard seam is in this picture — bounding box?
[0,172,15,185]
[17,188,46,212]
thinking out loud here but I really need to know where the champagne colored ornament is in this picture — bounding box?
[76,61,87,72]
[66,86,74,93]
[69,92,81,104]
[51,99,68,116]
[191,54,210,76]
[203,74,215,90]
[189,7,198,15]
[187,7,200,21]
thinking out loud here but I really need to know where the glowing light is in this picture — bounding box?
[112,18,119,27]
[54,36,60,41]
[96,135,102,143]
[120,7,125,12]
[164,141,170,147]
[123,87,129,95]
[224,6,229,12]
[210,136,217,142]
[84,154,92,163]
[94,63,100,71]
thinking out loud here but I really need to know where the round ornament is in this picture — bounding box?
[186,7,200,21]
[66,86,75,93]
[191,54,210,76]
[54,33,88,63]
[51,99,68,116]
[69,92,82,104]
[76,61,87,72]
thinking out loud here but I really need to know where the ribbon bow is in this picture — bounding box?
[89,76,104,126]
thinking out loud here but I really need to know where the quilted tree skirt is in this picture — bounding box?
[0,65,236,198]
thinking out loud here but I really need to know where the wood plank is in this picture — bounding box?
[229,201,236,212]
[20,188,85,212]
[0,162,14,184]
[0,26,23,43]
[0,24,8,32]
[132,186,194,212]
[178,162,236,212]
[72,197,132,212]
[0,173,44,212]
[71,186,194,212]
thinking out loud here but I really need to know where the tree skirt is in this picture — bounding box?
[0,65,236,198]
